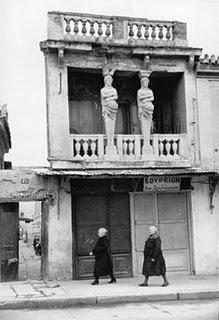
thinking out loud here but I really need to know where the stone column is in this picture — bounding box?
[101,68,118,159]
[137,70,154,158]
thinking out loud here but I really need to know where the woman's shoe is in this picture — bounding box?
[138,283,148,286]
[108,277,116,284]
[161,281,169,287]
[91,279,99,285]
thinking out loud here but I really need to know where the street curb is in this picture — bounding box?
[178,291,219,300]
[0,296,97,310]
[0,291,218,310]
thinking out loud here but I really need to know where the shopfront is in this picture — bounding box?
[71,176,192,279]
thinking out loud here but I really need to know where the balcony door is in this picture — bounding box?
[69,100,103,134]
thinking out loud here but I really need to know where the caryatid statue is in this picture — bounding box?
[137,71,154,157]
[101,67,118,157]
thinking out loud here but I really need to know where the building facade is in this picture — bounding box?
[39,12,219,280]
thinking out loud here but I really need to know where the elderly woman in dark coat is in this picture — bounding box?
[139,226,169,287]
[89,228,116,285]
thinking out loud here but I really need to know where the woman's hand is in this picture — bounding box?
[89,252,93,256]
[151,258,155,262]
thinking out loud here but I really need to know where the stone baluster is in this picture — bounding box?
[137,24,142,39]
[65,18,71,34]
[75,138,81,159]
[98,22,103,37]
[159,140,164,157]
[172,139,179,158]
[89,21,95,36]
[129,139,134,156]
[151,25,157,40]
[83,140,89,160]
[73,20,79,35]
[105,23,111,37]
[158,25,164,40]
[90,139,98,160]
[129,24,134,38]
[166,25,171,40]
[82,21,87,36]
[123,140,128,156]
[144,25,150,40]
[165,140,171,157]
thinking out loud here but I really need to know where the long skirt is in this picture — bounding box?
[142,254,166,277]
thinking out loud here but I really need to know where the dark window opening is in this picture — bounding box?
[68,68,186,135]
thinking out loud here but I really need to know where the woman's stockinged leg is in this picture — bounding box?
[91,276,99,285]
[108,273,116,284]
[161,274,169,287]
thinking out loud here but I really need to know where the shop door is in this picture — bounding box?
[0,203,19,282]
[73,194,131,279]
[157,193,190,272]
[133,193,190,275]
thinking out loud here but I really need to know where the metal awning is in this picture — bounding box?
[34,167,218,177]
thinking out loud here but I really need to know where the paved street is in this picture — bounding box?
[19,240,41,281]
[0,299,218,320]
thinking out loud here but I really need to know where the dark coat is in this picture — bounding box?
[92,236,113,277]
[142,235,166,277]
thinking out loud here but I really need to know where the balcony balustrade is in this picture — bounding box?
[47,12,187,47]
[70,133,189,163]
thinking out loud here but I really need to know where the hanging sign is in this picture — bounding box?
[143,176,181,191]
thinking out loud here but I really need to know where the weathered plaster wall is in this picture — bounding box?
[191,176,219,274]
[45,53,71,160]
[196,77,219,170]
[184,66,199,166]
[47,177,72,280]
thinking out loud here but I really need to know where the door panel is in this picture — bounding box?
[76,196,106,255]
[0,203,19,282]
[133,192,190,275]
[157,193,189,272]
[134,194,155,251]
[134,194,155,275]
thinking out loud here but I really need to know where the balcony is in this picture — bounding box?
[46,11,188,48]
[64,133,190,169]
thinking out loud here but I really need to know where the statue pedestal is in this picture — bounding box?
[142,145,154,160]
[105,144,118,160]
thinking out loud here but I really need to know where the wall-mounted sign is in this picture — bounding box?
[144,176,181,191]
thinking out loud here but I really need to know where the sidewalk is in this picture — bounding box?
[0,274,218,310]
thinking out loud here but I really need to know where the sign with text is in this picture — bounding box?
[144,176,181,192]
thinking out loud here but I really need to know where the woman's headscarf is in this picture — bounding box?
[98,228,108,238]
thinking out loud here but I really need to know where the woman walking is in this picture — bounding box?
[89,228,116,285]
[139,226,169,287]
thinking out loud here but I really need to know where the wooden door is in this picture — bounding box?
[109,195,132,277]
[74,195,107,279]
[157,193,190,272]
[74,194,131,279]
[134,194,156,275]
[0,203,19,282]
[133,192,190,275]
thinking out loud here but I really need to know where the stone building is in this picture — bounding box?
[38,12,219,280]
